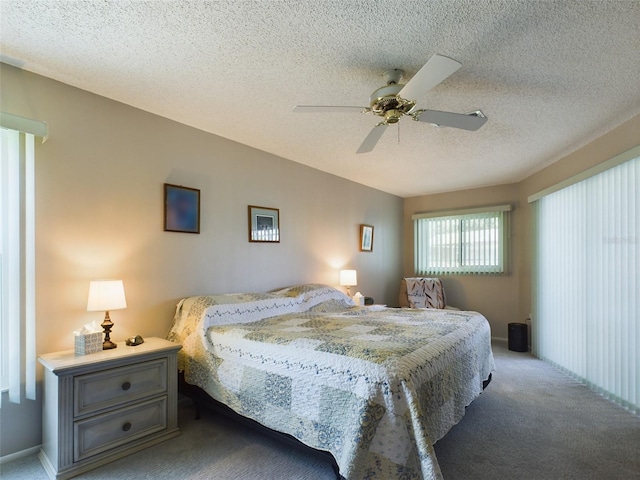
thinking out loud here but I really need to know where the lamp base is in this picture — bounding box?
[101,311,117,350]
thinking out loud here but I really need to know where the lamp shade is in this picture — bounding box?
[87,280,127,311]
[339,270,357,287]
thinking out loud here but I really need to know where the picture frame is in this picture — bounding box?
[360,224,374,252]
[164,183,200,234]
[248,205,280,243]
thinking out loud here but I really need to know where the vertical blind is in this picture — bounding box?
[413,205,511,275]
[533,150,639,414]
[0,112,45,407]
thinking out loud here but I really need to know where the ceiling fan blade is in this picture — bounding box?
[293,105,367,113]
[416,110,488,131]
[398,55,462,102]
[356,125,388,154]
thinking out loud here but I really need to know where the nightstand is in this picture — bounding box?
[38,337,182,480]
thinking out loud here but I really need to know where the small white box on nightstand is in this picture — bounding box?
[74,332,102,355]
[352,292,365,306]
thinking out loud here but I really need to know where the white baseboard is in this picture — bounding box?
[0,445,41,464]
[492,336,508,343]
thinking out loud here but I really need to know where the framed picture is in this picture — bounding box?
[164,183,200,234]
[248,205,280,242]
[360,224,374,252]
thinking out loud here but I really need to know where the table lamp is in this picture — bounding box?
[340,269,357,296]
[87,280,127,350]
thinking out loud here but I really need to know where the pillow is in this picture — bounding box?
[400,277,446,309]
[271,283,354,309]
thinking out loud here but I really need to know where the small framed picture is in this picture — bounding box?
[248,205,280,242]
[360,224,374,252]
[164,184,200,234]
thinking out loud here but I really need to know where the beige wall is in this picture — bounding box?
[403,114,640,341]
[403,184,521,338]
[0,64,404,456]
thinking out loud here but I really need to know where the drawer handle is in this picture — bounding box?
[122,422,132,432]
[121,381,131,391]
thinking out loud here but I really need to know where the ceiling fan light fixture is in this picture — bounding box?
[384,109,402,124]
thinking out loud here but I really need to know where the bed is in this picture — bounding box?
[167,284,494,480]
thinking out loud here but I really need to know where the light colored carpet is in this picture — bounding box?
[434,342,640,480]
[2,341,639,479]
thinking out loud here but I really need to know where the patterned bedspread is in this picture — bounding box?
[167,284,494,480]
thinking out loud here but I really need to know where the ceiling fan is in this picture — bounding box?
[293,54,487,153]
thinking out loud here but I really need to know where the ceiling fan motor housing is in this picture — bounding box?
[369,83,415,123]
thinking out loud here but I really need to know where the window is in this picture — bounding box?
[532,146,639,414]
[0,112,46,406]
[413,205,511,275]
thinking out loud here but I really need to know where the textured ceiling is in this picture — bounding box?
[1,0,639,197]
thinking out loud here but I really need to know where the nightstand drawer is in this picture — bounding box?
[74,396,167,462]
[74,359,167,417]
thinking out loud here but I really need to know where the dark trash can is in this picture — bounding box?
[508,323,528,352]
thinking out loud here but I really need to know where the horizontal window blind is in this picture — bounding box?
[534,152,639,414]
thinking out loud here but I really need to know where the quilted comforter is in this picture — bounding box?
[167,284,494,480]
